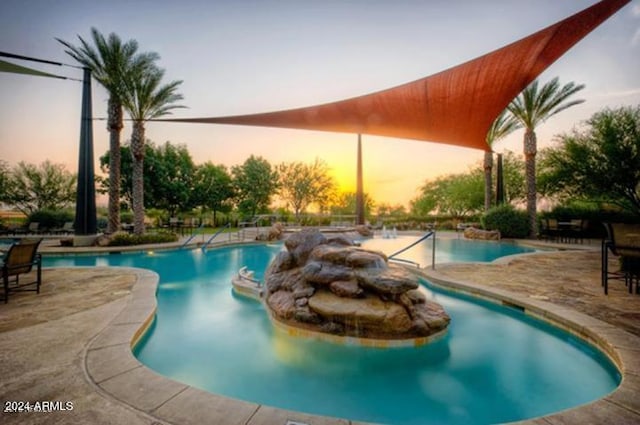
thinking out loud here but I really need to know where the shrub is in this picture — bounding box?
[108,232,178,246]
[120,211,134,224]
[482,205,529,238]
[28,209,74,230]
[96,217,108,232]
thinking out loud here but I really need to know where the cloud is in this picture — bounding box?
[592,87,640,100]
[633,27,640,46]
[633,4,640,16]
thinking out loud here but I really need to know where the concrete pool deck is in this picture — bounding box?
[1,239,639,424]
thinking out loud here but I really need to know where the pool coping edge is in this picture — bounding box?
[84,263,640,425]
[421,267,640,423]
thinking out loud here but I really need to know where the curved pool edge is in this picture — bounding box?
[83,267,356,425]
[85,264,640,425]
[420,266,640,424]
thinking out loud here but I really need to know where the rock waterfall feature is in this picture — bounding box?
[264,229,450,343]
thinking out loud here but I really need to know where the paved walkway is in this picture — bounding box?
[1,239,639,424]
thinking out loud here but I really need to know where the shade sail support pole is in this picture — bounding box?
[355,133,365,226]
[74,67,97,236]
[496,153,504,206]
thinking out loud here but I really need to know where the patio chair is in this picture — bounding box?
[546,218,560,242]
[1,238,43,303]
[14,222,40,235]
[602,223,640,295]
[52,221,74,235]
[568,219,588,244]
[539,218,553,241]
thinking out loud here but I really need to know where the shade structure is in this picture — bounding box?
[156,0,629,151]
[74,67,97,235]
[0,52,71,79]
[0,59,66,79]
[355,134,364,225]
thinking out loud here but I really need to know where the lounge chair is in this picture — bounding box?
[1,238,43,303]
[53,221,74,235]
[602,223,640,295]
[14,222,40,235]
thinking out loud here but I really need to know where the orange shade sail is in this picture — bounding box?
[157,0,630,152]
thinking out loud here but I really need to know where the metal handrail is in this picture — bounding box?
[388,257,421,268]
[388,230,437,269]
[237,267,262,286]
[202,223,231,252]
[180,223,206,248]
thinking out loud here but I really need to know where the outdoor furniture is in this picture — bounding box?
[539,218,557,241]
[14,222,40,235]
[52,221,74,235]
[167,217,182,234]
[180,218,199,235]
[1,238,43,303]
[547,218,561,242]
[602,223,640,295]
[568,219,587,244]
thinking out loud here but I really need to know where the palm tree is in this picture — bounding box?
[121,67,184,235]
[484,110,521,211]
[508,77,585,238]
[57,28,158,234]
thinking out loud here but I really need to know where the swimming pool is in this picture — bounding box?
[43,241,618,425]
[359,234,537,266]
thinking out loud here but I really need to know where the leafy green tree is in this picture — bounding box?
[121,66,184,234]
[508,77,585,238]
[0,160,11,205]
[500,150,526,204]
[231,155,279,219]
[277,159,336,220]
[538,106,640,215]
[3,161,76,215]
[485,110,521,211]
[100,141,195,215]
[410,195,437,218]
[58,28,158,234]
[330,191,375,221]
[147,142,195,216]
[193,162,235,225]
[411,169,484,218]
[376,203,407,217]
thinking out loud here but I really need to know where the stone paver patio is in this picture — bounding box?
[1,239,639,424]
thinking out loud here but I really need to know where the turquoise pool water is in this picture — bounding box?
[359,235,537,266]
[43,241,618,425]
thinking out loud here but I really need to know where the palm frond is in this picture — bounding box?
[56,28,154,101]
[487,109,522,147]
[507,77,585,130]
[122,66,185,121]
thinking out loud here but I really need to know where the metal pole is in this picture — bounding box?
[432,229,436,270]
[355,133,365,225]
[74,67,97,235]
[496,153,504,206]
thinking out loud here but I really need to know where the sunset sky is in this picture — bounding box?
[1,0,639,208]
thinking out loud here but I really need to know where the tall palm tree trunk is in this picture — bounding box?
[483,151,493,212]
[106,97,123,234]
[524,129,537,238]
[131,121,146,235]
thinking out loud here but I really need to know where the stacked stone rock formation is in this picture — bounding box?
[264,229,450,340]
[463,226,501,240]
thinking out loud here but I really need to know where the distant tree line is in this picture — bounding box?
[410,104,640,234]
[2,105,638,235]
[97,141,347,226]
